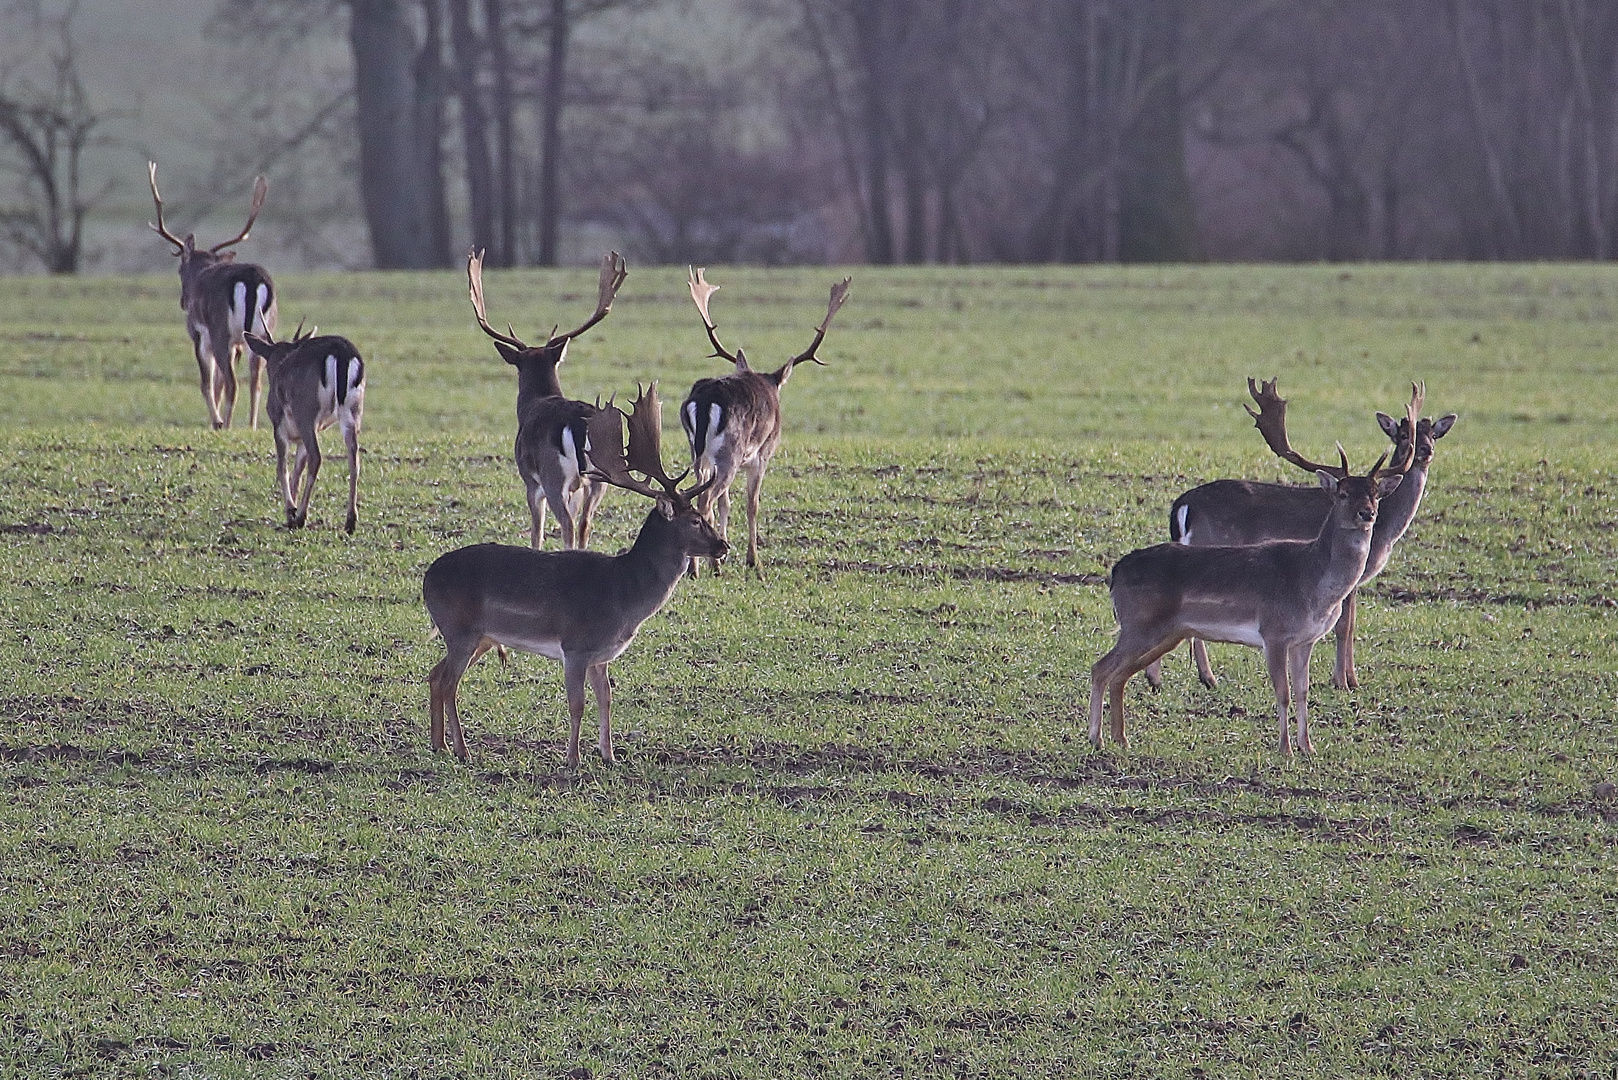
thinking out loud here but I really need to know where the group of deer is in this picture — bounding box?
[427,252,850,766]
[151,168,850,769]
[148,164,364,534]
[1092,377,1456,756]
[150,168,1455,766]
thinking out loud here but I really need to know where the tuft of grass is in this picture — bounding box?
[0,265,1614,1076]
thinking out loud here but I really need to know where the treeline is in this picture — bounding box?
[7,0,1618,269]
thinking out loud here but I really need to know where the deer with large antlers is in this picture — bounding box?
[423,384,726,765]
[1145,379,1456,691]
[680,268,851,574]
[148,162,276,430]
[467,249,627,549]
[1092,450,1403,756]
[243,321,365,534]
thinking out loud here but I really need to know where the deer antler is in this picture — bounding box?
[785,277,852,369]
[466,249,528,350]
[147,161,186,251]
[688,266,745,368]
[1245,376,1348,478]
[208,175,268,253]
[587,383,715,505]
[548,251,627,345]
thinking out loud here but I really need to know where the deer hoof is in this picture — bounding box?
[345,515,357,535]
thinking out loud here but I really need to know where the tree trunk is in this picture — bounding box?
[349,0,434,268]
[536,0,569,267]
[415,0,452,266]
[449,0,496,254]
[1116,0,1201,262]
[852,1,896,264]
[486,0,517,266]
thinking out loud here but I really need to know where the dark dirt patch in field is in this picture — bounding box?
[0,742,146,766]
[821,558,1105,587]
[1370,583,1614,610]
[0,522,58,535]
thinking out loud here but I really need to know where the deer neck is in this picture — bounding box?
[1308,513,1376,609]
[616,509,694,614]
[1364,458,1429,578]
[516,361,565,404]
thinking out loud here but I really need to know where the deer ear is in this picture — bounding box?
[1316,470,1339,493]
[1377,473,1405,497]
[655,496,676,520]
[494,341,523,366]
[244,333,271,356]
[1375,412,1400,440]
[1431,414,1457,438]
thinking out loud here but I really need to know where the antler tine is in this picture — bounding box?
[208,174,268,253]
[146,161,185,251]
[1408,380,1425,423]
[466,248,528,350]
[786,276,853,369]
[1336,442,1350,475]
[1369,450,1390,478]
[1244,376,1346,478]
[688,266,743,365]
[584,404,666,501]
[623,382,682,492]
[550,251,628,344]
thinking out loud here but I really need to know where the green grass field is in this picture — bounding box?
[1,263,1615,1077]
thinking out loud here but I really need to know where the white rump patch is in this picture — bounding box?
[230,282,248,337]
[557,430,582,490]
[253,284,271,335]
[346,357,362,394]
[1176,504,1192,545]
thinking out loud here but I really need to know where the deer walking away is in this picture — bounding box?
[148,162,277,431]
[244,321,366,534]
[466,248,628,549]
[681,268,851,574]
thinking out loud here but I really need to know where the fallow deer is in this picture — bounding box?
[1146,379,1456,690]
[148,162,277,430]
[467,249,627,549]
[243,321,365,534]
[680,267,851,574]
[423,384,726,766]
[1091,450,1403,756]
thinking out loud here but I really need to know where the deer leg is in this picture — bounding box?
[214,333,239,429]
[1291,641,1317,754]
[1265,641,1293,757]
[287,442,310,526]
[711,486,733,574]
[247,348,263,432]
[743,458,768,573]
[293,430,321,529]
[1191,637,1219,688]
[273,427,295,523]
[1332,589,1358,690]
[589,663,614,763]
[575,479,607,550]
[563,658,589,768]
[193,327,225,429]
[1111,638,1182,747]
[1143,658,1163,691]
[548,487,578,550]
[525,478,548,548]
[432,638,479,761]
[342,418,360,535]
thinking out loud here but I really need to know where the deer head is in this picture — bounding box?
[244,318,316,364]
[1375,381,1458,467]
[148,161,267,307]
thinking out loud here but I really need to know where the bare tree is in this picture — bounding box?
[0,8,112,273]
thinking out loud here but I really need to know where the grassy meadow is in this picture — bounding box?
[0,263,1615,1077]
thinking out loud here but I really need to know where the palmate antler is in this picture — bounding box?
[585,383,715,506]
[1245,377,1348,478]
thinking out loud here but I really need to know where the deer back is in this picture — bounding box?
[681,371,783,469]
[186,260,276,338]
[253,334,365,428]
